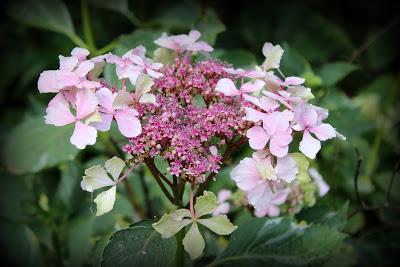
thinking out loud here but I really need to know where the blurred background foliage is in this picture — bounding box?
[0,0,399,266]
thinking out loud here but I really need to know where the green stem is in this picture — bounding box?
[95,39,118,55]
[175,229,185,267]
[81,0,96,53]
[66,32,87,48]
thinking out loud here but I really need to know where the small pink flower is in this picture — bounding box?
[246,110,293,157]
[38,48,99,93]
[243,95,280,122]
[154,30,213,53]
[106,46,163,85]
[292,103,338,159]
[223,67,265,79]
[212,189,232,216]
[231,153,297,217]
[91,87,142,138]
[215,78,265,99]
[251,183,290,217]
[44,89,99,149]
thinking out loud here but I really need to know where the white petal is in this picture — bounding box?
[94,186,116,216]
[105,156,125,181]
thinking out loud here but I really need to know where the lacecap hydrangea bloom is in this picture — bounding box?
[37,30,344,259]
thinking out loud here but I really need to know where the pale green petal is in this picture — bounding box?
[195,191,218,218]
[263,45,284,70]
[152,213,192,239]
[105,156,125,181]
[153,47,175,65]
[198,215,238,235]
[139,93,157,104]
[182,222,205,260]
[81,165,114,192]
[84,109,102,124]
[171,209,192,221]
[112,91,133,108]
[135,74,154,96]
[289,153,311,182]
[94,186,116,216]
[287,86,314,100]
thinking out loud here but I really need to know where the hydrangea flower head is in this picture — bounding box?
[37,31,345,259]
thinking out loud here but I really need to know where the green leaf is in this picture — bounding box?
[56,161,82,206]
[88,0,132,18]
[115,29,163,57]
[151,3,199,31]
[196,8,226,46]
[280,43,309,76]
[210,217,346,267]
[102,221,176,267]
[195,191,218,217]
[296,202,349,230]
[2,116,79,174]
[213,49,257,69]
[67,215,95,267]
[318,62,358,86]
[7,0,74,36]
[0,222,41,266]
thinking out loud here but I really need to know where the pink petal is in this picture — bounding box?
[266,205,280,217]
[75,61,94,77]
[38,70,78,93]
[91,113,113,132]
[309,168,330,197]
[263,112,290,136]
[271,188,290,205]
[275,156,298,183]
[106,54,124,66]
[241,79,265,93]
[299,130,321,159]
[71,47,90,60]
[247,181,272,211]
[95,87,115,113]
[309,123,336,141]
[154,33,176,50]
[59,56,78,72]
[218,190,232,202]
[187,41,213,52]
[262,42,273,57]
[269,136,290,157]
[231,158,263,191]
[114,108,142,137]
[70,121,97,149]
[246,126,269,150]
[38,70,60,93]
[130,45,146,59]
[146,68,164,79]
[283,76,305,86]
[189,30,201,41]
[75,89,99,120]
[212,202,230,216]
[215,78,239,96]
[258,97,280,112]
[44,93,75,126]
[244,107,268,122]
[128,54,145,67]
